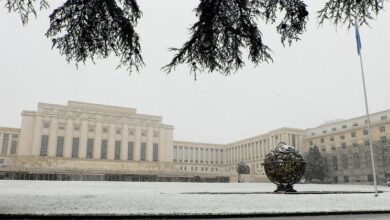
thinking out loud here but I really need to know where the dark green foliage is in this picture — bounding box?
[305,146,327,182]
[318,0,385,27]
[237,161,250,175]
[3,0,49,25]
[2,0,387,76]
[45,0,143,73]
[237,161,250,183]
[163,0,309,79]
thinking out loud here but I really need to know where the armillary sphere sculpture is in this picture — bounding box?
[262,142,306,192]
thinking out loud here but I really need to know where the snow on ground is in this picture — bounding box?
[0,181,389,215]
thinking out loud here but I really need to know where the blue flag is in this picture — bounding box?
[355,19,362,55]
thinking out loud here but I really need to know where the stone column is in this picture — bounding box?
[134,126,141,161]
[79,119,88,159]
[64,118,73,158]
[159,128,166,162]
[31,115,42,156]
[94,121,102,159]
[147,127,153,161]
[108,123,115,160]
[48,117,58,157]
[121,124,129,160]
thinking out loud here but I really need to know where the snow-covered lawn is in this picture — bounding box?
[0,181,389,215]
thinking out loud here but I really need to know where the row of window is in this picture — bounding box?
[319,136,388,152]
[311,116,388,136]
[173,146,223,164]
[178,166,219,172]
[333,175,375,183]
[39,135,159,161]
[226,141,269,164]
[310,127,386,145]
[330,151,385,171]
[0,133,18,155]
[42,122,159,137]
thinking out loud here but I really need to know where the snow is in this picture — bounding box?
[0,181,390,215]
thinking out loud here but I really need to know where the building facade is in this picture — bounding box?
[1,101,389,183]
[303,110,390,184]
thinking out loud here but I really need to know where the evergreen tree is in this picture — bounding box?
[305,145,327,182]
[2,0,386,77]
[237,161,250,183]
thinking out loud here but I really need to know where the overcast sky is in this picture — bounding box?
[0,1,389,144]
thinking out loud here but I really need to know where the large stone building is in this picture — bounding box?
[1,101,389,183]
[303,110,390,184]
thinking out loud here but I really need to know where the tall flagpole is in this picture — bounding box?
[355,19,378,197]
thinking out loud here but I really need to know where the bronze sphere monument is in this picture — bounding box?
[262,142,306,192]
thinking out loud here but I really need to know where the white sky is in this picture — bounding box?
[0,1,389,144]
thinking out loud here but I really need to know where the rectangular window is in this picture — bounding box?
[115,141,121,160]
[102,127,108,133]
[40,135,49,156]
[74,125,80,131]
[1,134,9,154]
[220,149,224,164]
[342,155,348,169]
[173,146,177,162]
[178,147,183,163]
[116,129,121,135]
[344,176,349,183]
[184,147,188,163]
[71,137,79,158]
[320,138,324,143]
[141,130,147,137]
[189,147,193,163]
[381,116,388,121]
[153,131,159,138]
[195,148,199,163]
[56,136,64,157]
[331,145,336,150]
[353,142,359,147]
[365,139,370,146]
[330,136,334,142]
[341,143,347,149]
[10,139,17,154]
[322,130,327,134]
[351,131,356,138]
[43,121,50,129]
[205,149,209,163]
[87,138,94,159]
[342,125,347,129]
[363,129,368,135]
[88,126,95,133]
[309,140,313,145]
[332,156,338,170]
[381,136,387,144]
[353,153,360,169]
[340,135,345,140]
[140,142,147,161]
[210,149,214,164]
[200,148,204,163]
[353,122,358,127]
[380,126,386,132]
[365,152,372,168]
[128,142,134,160]
[101,140,107,159]
[153,143,159,161]
[332,127,337,131]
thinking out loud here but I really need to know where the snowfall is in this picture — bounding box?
[1,181,390,216]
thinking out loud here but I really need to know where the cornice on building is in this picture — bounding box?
[0,127,21,133]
